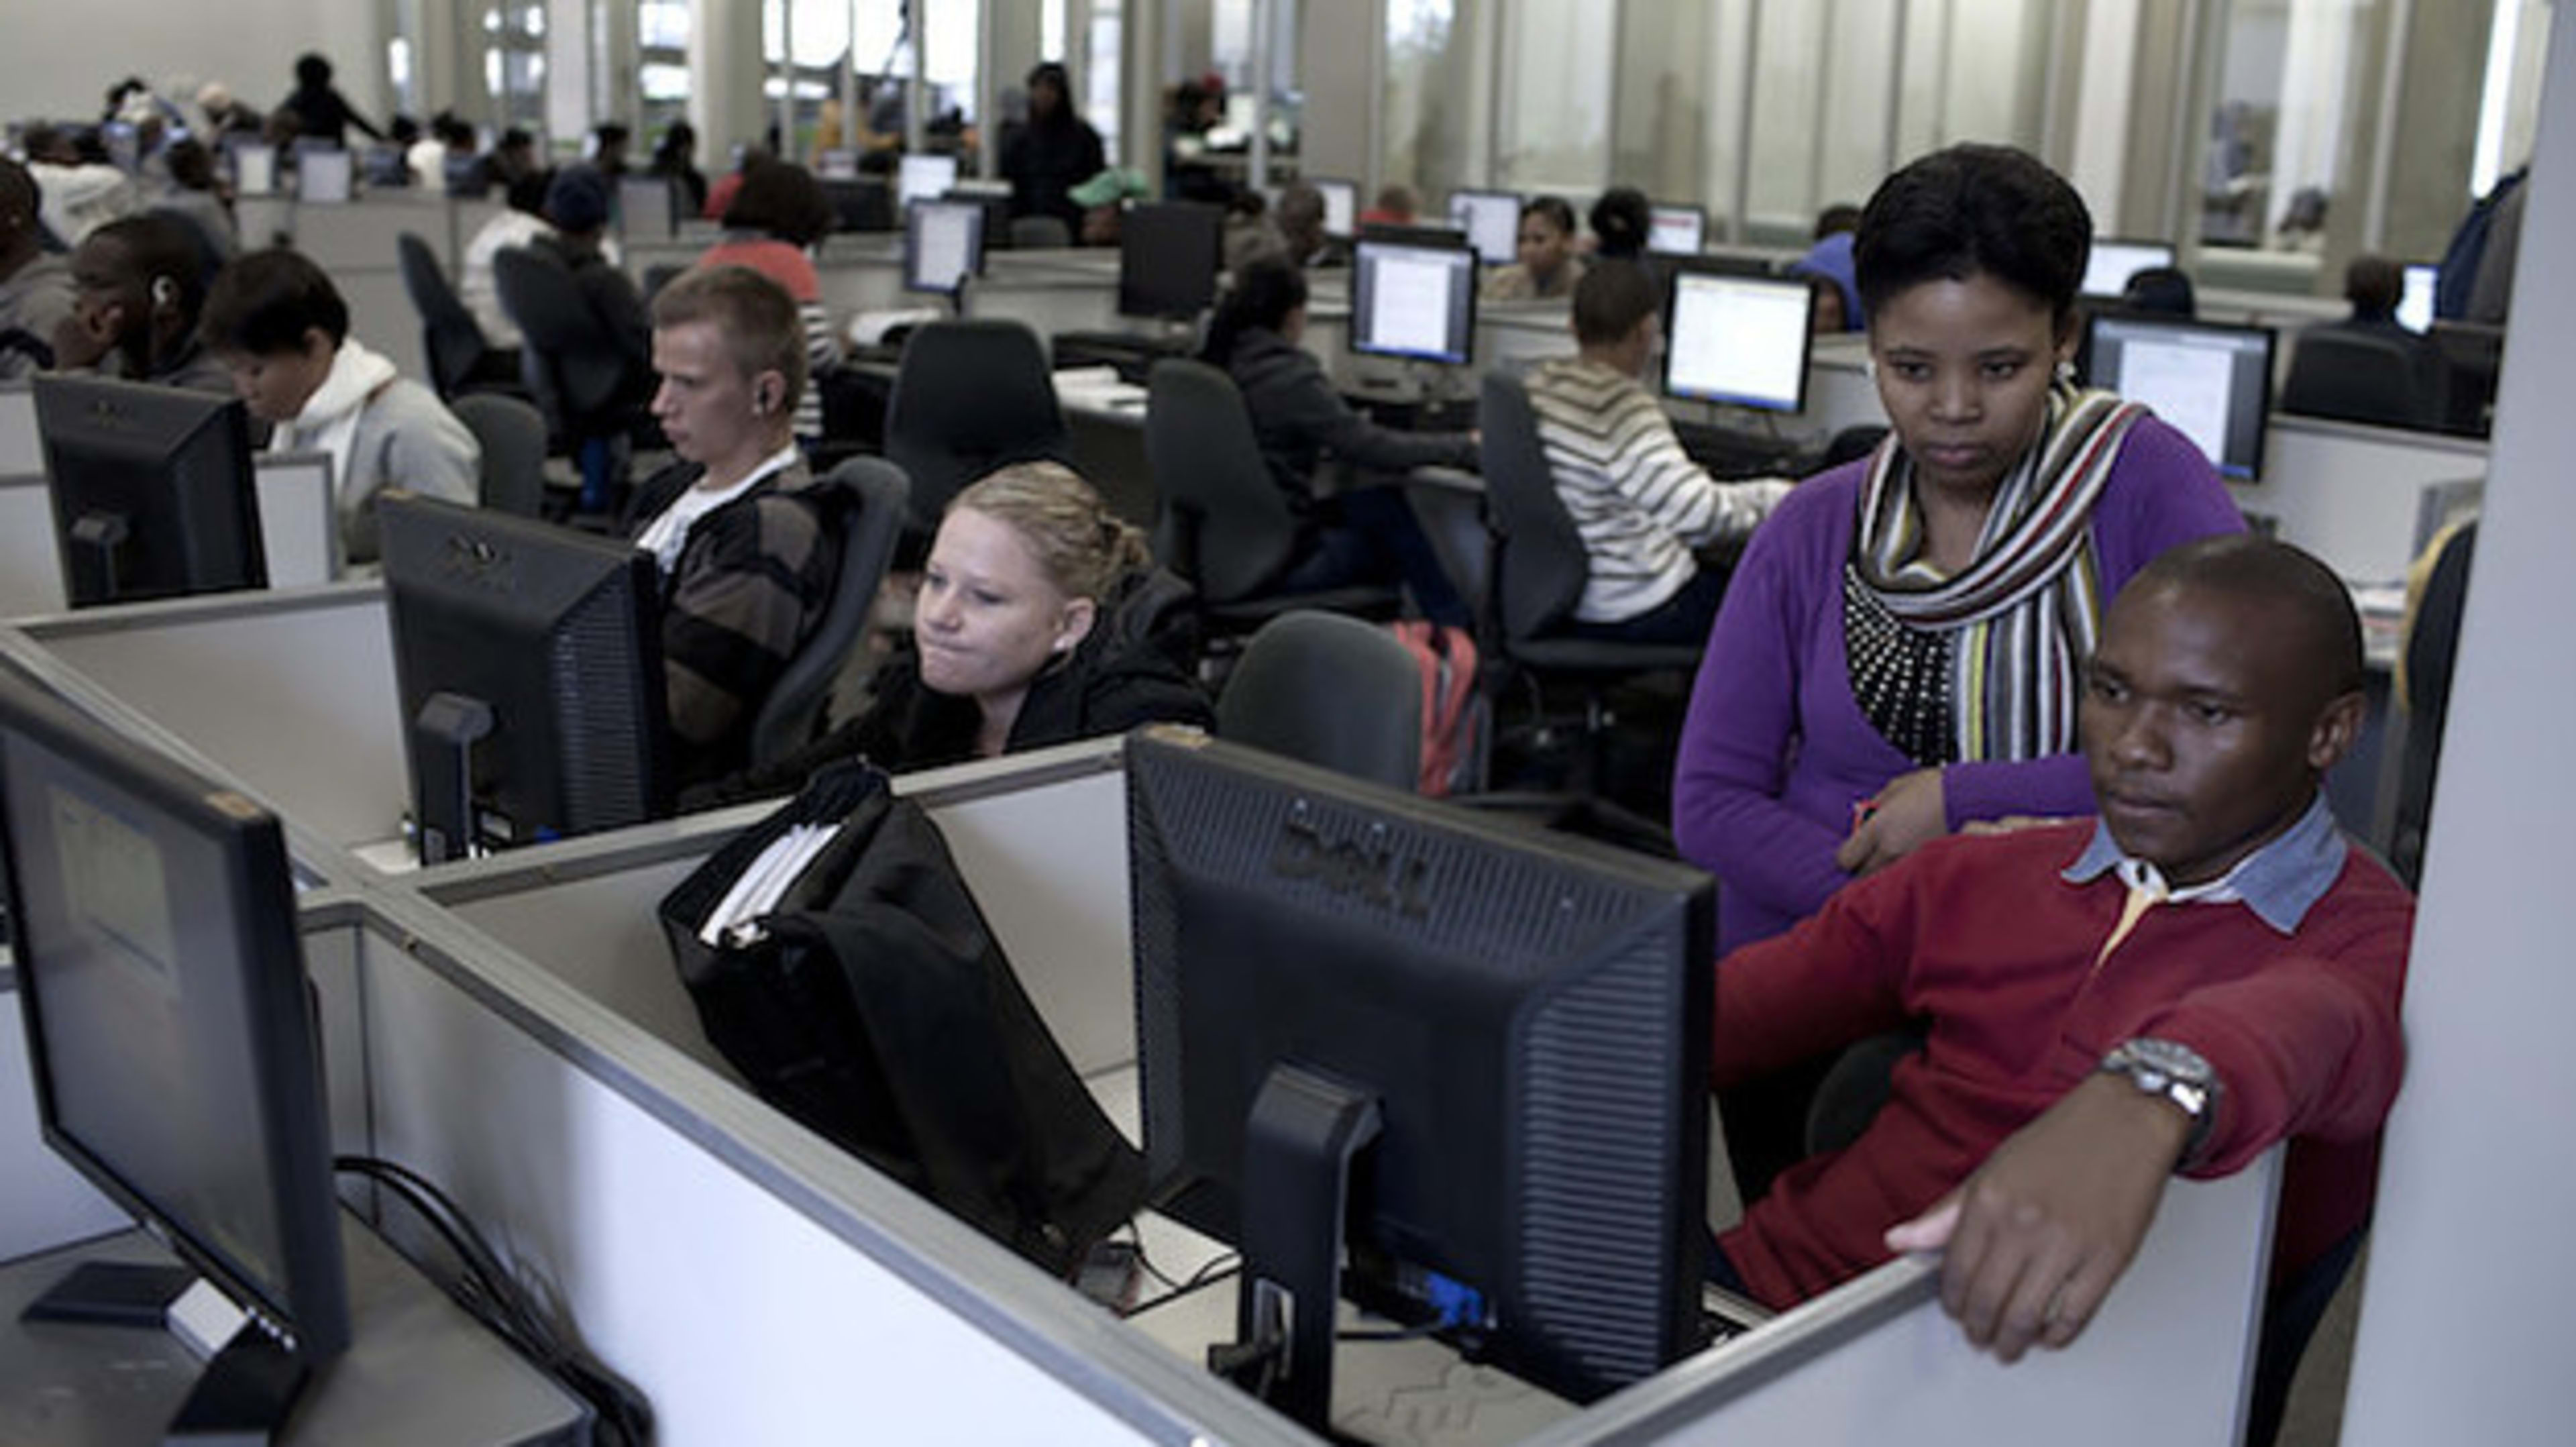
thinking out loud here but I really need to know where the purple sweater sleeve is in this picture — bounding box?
[1939,417,2247,828]
[1672,477,1860,924]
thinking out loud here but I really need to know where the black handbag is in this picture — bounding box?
[657,759,1145,1277]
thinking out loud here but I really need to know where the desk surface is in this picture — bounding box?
[1,1213,590,1446]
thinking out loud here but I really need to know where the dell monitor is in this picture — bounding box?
[1310,177,1358,239]
[1118,201,1226,321]
[1350,234,1479,366]
[1445,189,1523,266]
[378,494,672,864]
[2082,237,2177,299]
[1127,730,1713,1432]
[2084,313,2277,481]
[897,152,959,212]
[1649,203,1708,256]
[0,669,350,1440]
[1664,262,1818,413]
[903,199,987,298]
[34,374,267,608]
[296,147,354,205]
[2398,262,2438,334]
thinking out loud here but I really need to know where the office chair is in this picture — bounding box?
[2280,327,2443,431]
[492,244,656,510]
[881,319,1072,533]
[1145,359,1401,643]
[2390,518,2477,889]
[397,231,517,402]
[1216,610,1423,793]
[746,455,912,769]
[450,392,550,518]
[1009,215,1073,250]
[1477,369,1703,782]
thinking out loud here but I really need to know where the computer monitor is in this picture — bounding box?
[619,175,676,242]
[1445,189,1523,266]
[360,144,412,189]
[1310,177,1358,239]
[822,176,895,233]
[1127,730,1712,1432]
[1663,263,1817,413]
[2084,313,2277,481]
[296,147,354,205]
[1649,203,1707,256]
[378,493,672,863]
[34,374,267,608]
[2398,262,2438,334]
[0,669,350,1440]
[229,140,277,197]
[816,148,861,181]
[903,198,987,297]
[443,152,488,197]
[898,152,959,211]
[1118,201,1226,321]
[1350,234,1478,366]
[2081,237,2177,298]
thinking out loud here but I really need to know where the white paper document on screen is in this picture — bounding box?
[1370,257,1456,356]
[1670,280,1808,407]
[916,213,974,292]
[2121,341,2231,465]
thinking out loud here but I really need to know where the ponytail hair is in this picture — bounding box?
[1199,254,1308,368]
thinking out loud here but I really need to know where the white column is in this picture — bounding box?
[689,0,766,157]
[2068,0,2141,227]
[2340,6,2576,1442]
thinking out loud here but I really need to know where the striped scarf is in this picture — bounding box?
[1849,384,2146,763]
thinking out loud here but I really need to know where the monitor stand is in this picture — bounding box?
[1214,1063,1382,1434]
[68,511,132,604]
[23,1261,313,1444]
[411,692,495,865]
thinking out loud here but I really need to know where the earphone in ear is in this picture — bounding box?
[151,275,178,309]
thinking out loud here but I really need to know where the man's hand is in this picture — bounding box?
[1835,767,1947,876]
[52,299,121,372]
[1882,1072,2191,1362]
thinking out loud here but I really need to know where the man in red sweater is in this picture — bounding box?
[1709,534,2410,1432]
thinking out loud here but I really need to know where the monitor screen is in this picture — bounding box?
[903,199,987,296]
[2084,313,2277,481]
[1663,264,1818,413]
[1128,731,1712,1429]
[816,148,861,181]
[1118,201,1226,321]
[2082,237,2177,298]
[230,140,277,198]
[0,670,349,1424]
[443,152,488,197]
[378,494,672,863]
[822,176,894,233]
[619,176,676,242]
[1311,178,1358,239]
[898,152,960,212]
[297,148,354,205]
[2398,262,2438,334]
[1649,204,1707,256]
[35,375,266,608]
[1445,189,1523,266]
[360,144,411,189]
[1350,235,1478,366]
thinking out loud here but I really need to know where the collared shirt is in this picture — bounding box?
[635,443,803,576]
[2060,791,2348,936]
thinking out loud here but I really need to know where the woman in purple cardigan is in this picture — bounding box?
[1674,144,2243,1193]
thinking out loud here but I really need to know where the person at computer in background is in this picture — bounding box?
[649,121,710,217]
[200,248,480,565]
[21,126,140,250]
[590,121,633,180]
[2120,265,2197,317]
[277,53,382,150]
[51,214,235,395]
[153,140,239,263]
[696,160,839,446]
[629,265,841,793]
[700,145,770,223]
[1004,62,1108,239]
[526,165,657,421]
[0,159,77,380]
[1482,197,1586,303]
[2295,254,2447,403]
[195,83,270,142]
[1070,167,1152,247]
[1589,186,1653,262]
[1788,231,1864,333]
[468,126,543,201]
[692,461,1213,808]
[1523,261,1792,645]
[1269,183,1348,270]
[1716,535,2406,1447]
[1358,184,1419,229]
[1202,256,1477,630]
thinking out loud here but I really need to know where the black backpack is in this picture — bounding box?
[657,760,1145,1277]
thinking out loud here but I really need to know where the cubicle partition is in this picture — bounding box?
[2239,417,2489,582]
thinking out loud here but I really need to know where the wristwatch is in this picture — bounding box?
[2098,1037,2222,1170]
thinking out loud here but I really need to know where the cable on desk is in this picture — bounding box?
[1118,1253,1242,1320]
[335,1155,654,1446]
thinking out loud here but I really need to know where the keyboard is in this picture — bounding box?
[1347,392,1479,434]
[1053,331,1195,386]
[1670,419,1811,479]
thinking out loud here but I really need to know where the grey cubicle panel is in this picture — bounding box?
[0,447,335,621]
[0,473,61,621]
[0,971,127,1263]
[0,583,408,857]
[0,382,38,476]
[964,275,1124,339]
[2238,417,2490,582]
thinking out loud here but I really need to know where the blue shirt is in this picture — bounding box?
[2060,792,2347,935]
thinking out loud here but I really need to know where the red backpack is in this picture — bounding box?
[1388,621,1481,797]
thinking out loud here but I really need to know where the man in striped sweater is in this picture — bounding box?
[1523,261,1794,644]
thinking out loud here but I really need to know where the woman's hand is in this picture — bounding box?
[1835,767,1947,876]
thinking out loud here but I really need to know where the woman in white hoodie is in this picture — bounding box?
[201,248,480,564]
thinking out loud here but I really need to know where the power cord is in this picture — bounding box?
[335,1155,654,1446]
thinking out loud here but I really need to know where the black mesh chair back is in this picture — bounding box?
[882,319,1070,529]
[1478,369,1593,647]
[449,392,549,517]
[748,456,913,767]
[492,244,643,431]
[1146,358,1302,606]
[1218,610,1423,793]
[2281,328,2442,431]
[398,231,494,400]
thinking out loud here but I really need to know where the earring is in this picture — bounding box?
[2055,359,2077,384]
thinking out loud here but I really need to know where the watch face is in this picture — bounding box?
[2126,1037,2216,1085]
